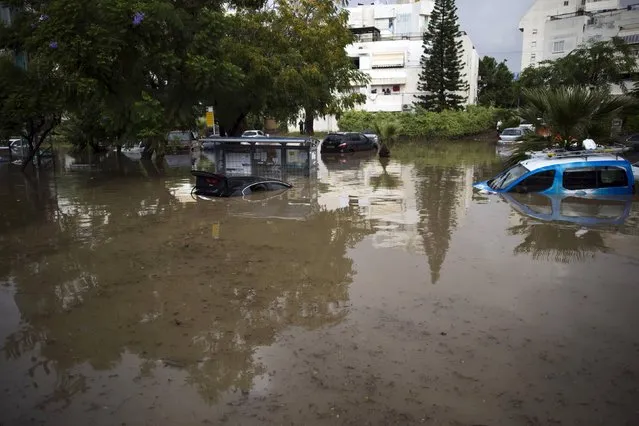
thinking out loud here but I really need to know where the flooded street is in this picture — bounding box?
[1,143,639,426]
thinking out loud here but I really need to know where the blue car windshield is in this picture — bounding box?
[488,164,529,190]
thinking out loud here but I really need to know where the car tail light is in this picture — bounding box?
[338,143,347,148]
[206,178,219,185]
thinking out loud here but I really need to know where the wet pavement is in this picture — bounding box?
[1,143,639,426]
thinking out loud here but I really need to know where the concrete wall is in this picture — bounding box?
[519,0,621,70]
[543,15,588,61]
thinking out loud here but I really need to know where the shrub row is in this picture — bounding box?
[337,106,499,140]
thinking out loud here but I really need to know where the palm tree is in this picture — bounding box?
[519,86,635,149]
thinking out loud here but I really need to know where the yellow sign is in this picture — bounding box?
[206,111,215,127]
[211,222,220,239]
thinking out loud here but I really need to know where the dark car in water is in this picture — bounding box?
[321,132,378,154]
[191,171,292,197]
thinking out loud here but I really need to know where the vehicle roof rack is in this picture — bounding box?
[527,148,627,160]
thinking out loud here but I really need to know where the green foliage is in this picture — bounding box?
[373,121,400,144]
[338,106,496,140]
[269,0,368,133]
[415,0,467,111]
[517,38,636,93]
[478,56,515,108]
[0,55,64,166]
[519,86,635,148]
[622,114,639,133]
[0,0,366,156]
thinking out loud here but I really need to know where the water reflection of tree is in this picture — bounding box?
[369,158,401,191]
[508,220,609,263]
[415,166,463,284]
[1,188,374,405]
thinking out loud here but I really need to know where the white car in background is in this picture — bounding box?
[241,130,269,138]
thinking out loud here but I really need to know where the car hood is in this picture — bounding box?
[473,180,496,193]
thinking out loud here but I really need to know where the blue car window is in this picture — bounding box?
[598,167,628,188]
[563,166,628,190]
[563,168,597,190]
[488,164,529,190]
[510,170,555,193]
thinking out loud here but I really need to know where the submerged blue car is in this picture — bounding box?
[474,154,635,196]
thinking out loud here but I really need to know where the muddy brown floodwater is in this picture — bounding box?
[1,143,639,426]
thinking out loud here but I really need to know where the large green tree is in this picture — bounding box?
[1,0,365,162]
[273,0,367,135]
[517,38,636,93]
[478,56,515,108]
[0,56,64,170]
[415,0,467,112]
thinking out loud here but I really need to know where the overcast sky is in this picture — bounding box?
[456,0,534,72]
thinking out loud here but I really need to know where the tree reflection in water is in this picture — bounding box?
[0,170,375,406]
[508,222,609,263]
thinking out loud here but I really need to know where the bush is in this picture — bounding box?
[338,106,498,141]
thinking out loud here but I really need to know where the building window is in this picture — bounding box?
[530,53,537,61]
[531,41,537,48]
[553,40,565,53]
[532,29,538,35]
[563,1,569,6]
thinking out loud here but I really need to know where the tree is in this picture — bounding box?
[478,56,515,108]
[273,0,368,135]
[519,86,635,148]
[0,56,64,170]
[415,0,467,112]
[517,39,636,92]
[1,0,365,161]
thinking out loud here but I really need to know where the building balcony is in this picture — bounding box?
[360,92,415,112]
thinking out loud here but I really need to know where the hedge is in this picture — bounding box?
[337,106,499,140]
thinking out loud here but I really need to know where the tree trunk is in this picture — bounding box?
[229,112,249,136]
[141,142,154,160]
[21,120,56,171]
[304,109,314,135]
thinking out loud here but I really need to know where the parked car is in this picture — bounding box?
[632,161,639,179]
[320,132,377,154]
[241,130,269,138]
[191,171,292,197]
[498,127,532,144]
[474,153,635,196]
[361,129,380,146]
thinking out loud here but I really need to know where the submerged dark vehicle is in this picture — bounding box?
[191,171,292,197]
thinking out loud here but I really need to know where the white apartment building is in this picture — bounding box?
[519,0,632,69]
[295,0,480,133]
